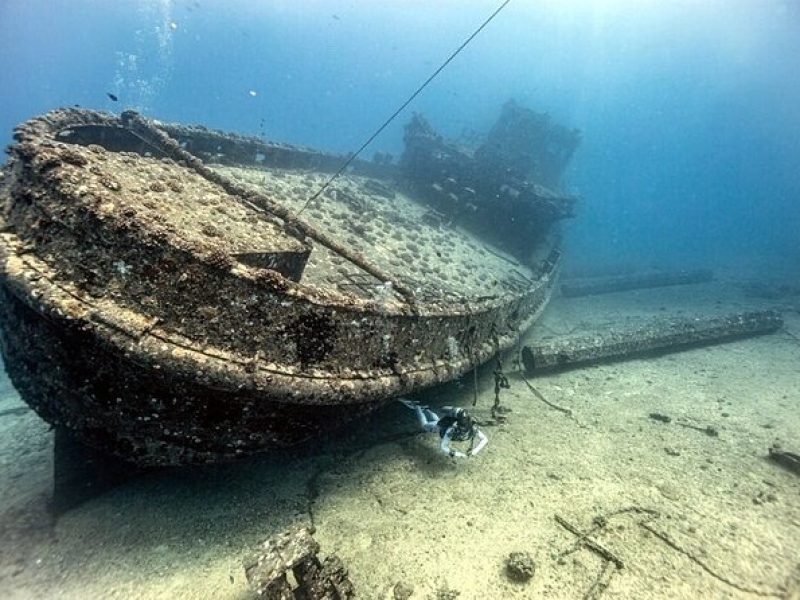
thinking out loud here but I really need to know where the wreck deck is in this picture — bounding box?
[212,164,535,303]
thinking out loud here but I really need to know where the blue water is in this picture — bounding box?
[1,0,798,274]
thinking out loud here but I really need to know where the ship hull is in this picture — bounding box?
[0,108,562,466]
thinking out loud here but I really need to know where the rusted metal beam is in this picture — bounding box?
[560,269,713,297]
[522,310,783,373]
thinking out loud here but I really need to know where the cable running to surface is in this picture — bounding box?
[296,0,513,215]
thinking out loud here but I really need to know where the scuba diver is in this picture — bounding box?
[399,399,488,458]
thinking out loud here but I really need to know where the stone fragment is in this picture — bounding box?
[506,551,536,582]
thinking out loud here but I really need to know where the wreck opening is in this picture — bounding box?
[54,123,169,158]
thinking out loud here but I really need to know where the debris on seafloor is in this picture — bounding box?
[648,413,671,424]
[433,586,460,600]
[505,551,536,582]
[676,421,719,438]
[519,371,575,420]
[647,413,718,438]
[392,581,414,600]
[553,506,786,599]
[522,310,783,373]
[243,526,355,599]
[752,489,778,505]
[647,412,719,440]
[560,269,713,298]
[554,514,625,570]
[553,511,627,600]
[768,442,800,476]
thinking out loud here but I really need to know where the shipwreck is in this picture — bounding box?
[0,102,578,465]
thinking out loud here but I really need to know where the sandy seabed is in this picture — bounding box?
[0,277,798,600]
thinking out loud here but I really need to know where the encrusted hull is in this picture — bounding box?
[0,108,564,465]
[0,285,376,465]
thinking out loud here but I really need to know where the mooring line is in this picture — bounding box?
[297,0,513,215]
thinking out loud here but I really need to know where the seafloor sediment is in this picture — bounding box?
[0,275,798,599]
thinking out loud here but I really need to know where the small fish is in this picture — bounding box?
[169,21,178,31]
[248,90,258,97]
[106,92,118,102]
[332,14,340,20]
